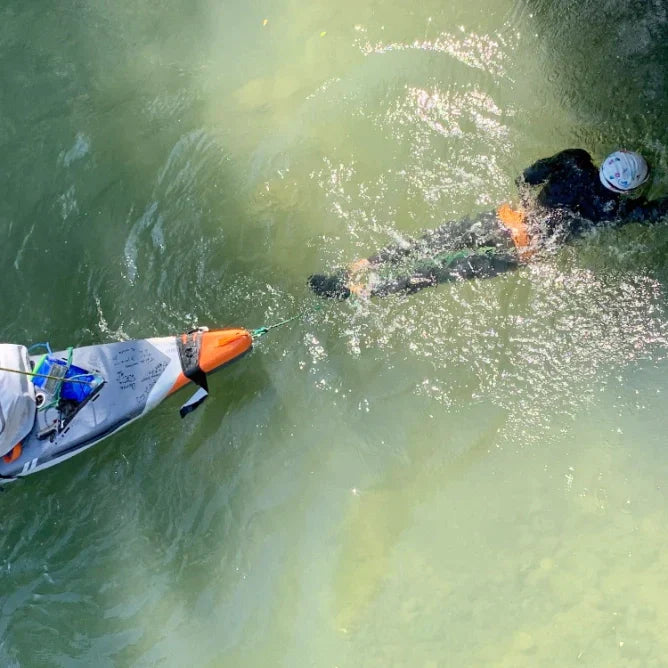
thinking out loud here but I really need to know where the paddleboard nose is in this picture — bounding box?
[169,328,253,395]
[198,329,253,373]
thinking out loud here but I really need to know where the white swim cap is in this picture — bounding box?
[599,150,649,193]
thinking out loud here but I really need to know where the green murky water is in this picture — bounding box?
[1,0,667,665]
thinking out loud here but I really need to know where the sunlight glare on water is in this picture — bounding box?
[0,0,667,665]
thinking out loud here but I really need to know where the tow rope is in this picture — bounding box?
[177,307,321,418]
[0,366,96,385]
[251,305,322,339]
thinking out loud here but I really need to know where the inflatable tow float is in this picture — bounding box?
[0,327,253,482]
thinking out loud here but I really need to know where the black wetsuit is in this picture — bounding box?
[364,210,518,295]
[309,149,668,298]
[520,148,668,232]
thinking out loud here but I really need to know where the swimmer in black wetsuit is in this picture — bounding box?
[308,149,668,298]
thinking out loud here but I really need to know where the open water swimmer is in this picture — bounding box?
[308,149,668,298]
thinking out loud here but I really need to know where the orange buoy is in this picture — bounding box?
[169,328,253,395]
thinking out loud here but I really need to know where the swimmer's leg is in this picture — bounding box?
[309,210,517,299]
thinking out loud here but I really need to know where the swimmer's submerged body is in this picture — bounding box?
[309,149,668,298]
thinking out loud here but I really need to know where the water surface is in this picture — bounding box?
[1,0,667,665]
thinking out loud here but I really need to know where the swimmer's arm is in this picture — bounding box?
[519,148,593,186]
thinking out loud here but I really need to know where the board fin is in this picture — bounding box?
[179,386,209,418]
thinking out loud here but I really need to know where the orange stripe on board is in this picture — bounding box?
[3,443,22,464]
